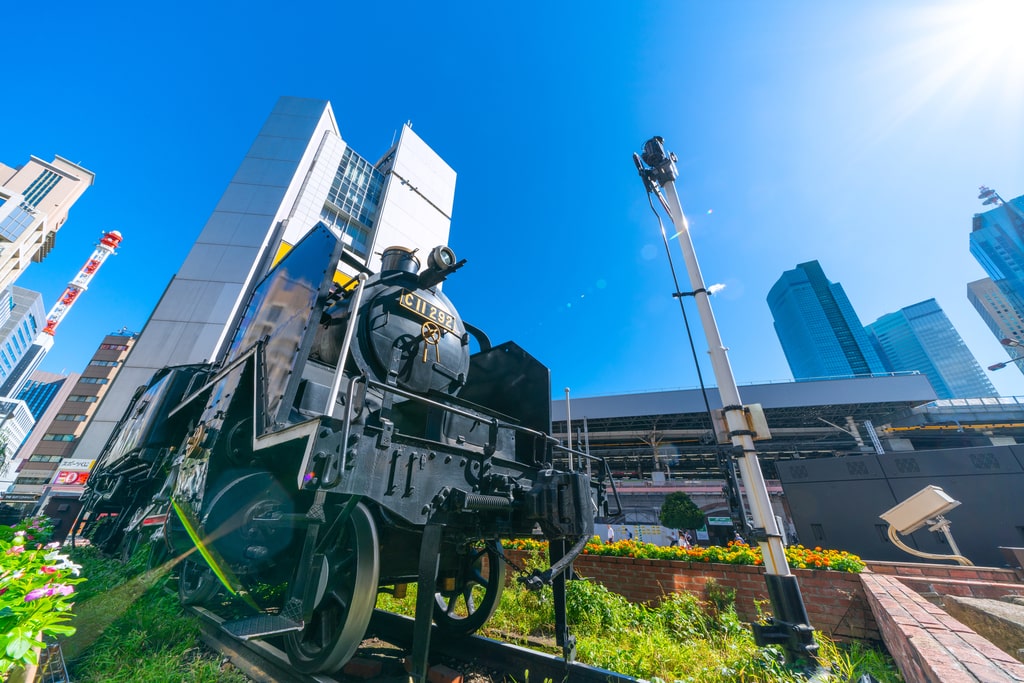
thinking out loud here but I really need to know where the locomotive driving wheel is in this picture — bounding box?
[178,556,221,605]
[284,501,379,674]
[433,540,506,635]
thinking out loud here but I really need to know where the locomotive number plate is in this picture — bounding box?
[398,291,457,334]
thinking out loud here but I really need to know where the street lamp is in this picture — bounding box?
[979,186,1024,223]
[979,186,1005,206]
[988,338,1024,371]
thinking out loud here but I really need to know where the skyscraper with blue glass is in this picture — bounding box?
[865,299,996,399]
[969,193,1024,314]
[767,261,887,380]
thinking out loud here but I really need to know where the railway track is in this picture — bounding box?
[191,606,638,683]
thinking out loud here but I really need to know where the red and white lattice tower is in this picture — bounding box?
[41,230,123,337]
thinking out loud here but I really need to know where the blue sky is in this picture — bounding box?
[6,1,1024,399]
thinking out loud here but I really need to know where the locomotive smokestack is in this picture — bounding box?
[380,246,421,275]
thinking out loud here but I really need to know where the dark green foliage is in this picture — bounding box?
[658,491,706,530]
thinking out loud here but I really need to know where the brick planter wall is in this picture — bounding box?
[504,551,1024,643]
[506,549,1024,681]
[505,550,878,641]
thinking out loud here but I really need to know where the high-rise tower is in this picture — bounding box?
[969,190,1024,315]
[767,260,887,380]
[866,299,997,399]
[0,156,94,292]
[968,277,1024,375]
[74,97,457,461]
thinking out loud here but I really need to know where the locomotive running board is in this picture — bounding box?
[222,597,305,640]
[221,610,304,640]
[221,615,304,640]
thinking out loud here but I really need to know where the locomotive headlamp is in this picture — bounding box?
[428,245,456,271]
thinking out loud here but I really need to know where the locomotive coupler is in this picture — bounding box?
[524,470,594,538]
[518,470,595,591]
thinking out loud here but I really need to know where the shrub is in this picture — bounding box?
[0,518,84,675]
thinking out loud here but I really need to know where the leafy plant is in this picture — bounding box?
[659,491,706,531]
[0,518,84,675]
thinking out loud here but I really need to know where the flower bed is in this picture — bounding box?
[1,518,84,676]
[502,537,866,573]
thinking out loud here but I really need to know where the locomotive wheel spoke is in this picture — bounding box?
[284,501,378,674]
[433,541,505,636]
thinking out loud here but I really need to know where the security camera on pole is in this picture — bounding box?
[634,138,817,664]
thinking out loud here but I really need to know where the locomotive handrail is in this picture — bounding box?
[326,273,368,415]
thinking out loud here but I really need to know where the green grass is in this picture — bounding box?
[379,550,903,683]
[62,542,901,683]
[63,545,250,683]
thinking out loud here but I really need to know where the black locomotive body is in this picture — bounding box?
[79,223,611,678]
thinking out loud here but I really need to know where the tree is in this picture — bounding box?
[659,492,705,531]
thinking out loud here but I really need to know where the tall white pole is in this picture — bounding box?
[637,137,816,664]
[657,184,790,576]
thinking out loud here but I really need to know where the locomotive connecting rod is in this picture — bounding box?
[635,138,817,664]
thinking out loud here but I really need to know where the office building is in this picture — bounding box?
[968,277,1024,374]
[17,371,73,420]
[4,332,133,506]
[0,286,46,397]
[969,193,1024,317]
[767,260,887,380]
[866,299,997,399]
[0,156,95,292]
[74,96,457,462]
[0,398,37,488]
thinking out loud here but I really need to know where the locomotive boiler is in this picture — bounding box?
[79,222,614,679]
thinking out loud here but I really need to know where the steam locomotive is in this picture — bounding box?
[77,223,614,678]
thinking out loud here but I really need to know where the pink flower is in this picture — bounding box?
[40,566,57,574]
[25,588,49,602]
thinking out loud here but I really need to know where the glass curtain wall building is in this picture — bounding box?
[767,260,886,380]
[866,299,997,399]
[968,277,1024,374]
[74,97,457,463]
[969,194,1024,318]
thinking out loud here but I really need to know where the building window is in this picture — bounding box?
[22,170,61,208]
[14,476,50,485]
[78,377,108,385]
[89,360,119,367]
[55,414,87,421]
[0,204,37,242]
[67,395,98,402]
[42,434,76,441]
[28,454,63,462]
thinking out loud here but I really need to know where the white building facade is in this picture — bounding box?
[75,96,457,461]
[0,156,94,292]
